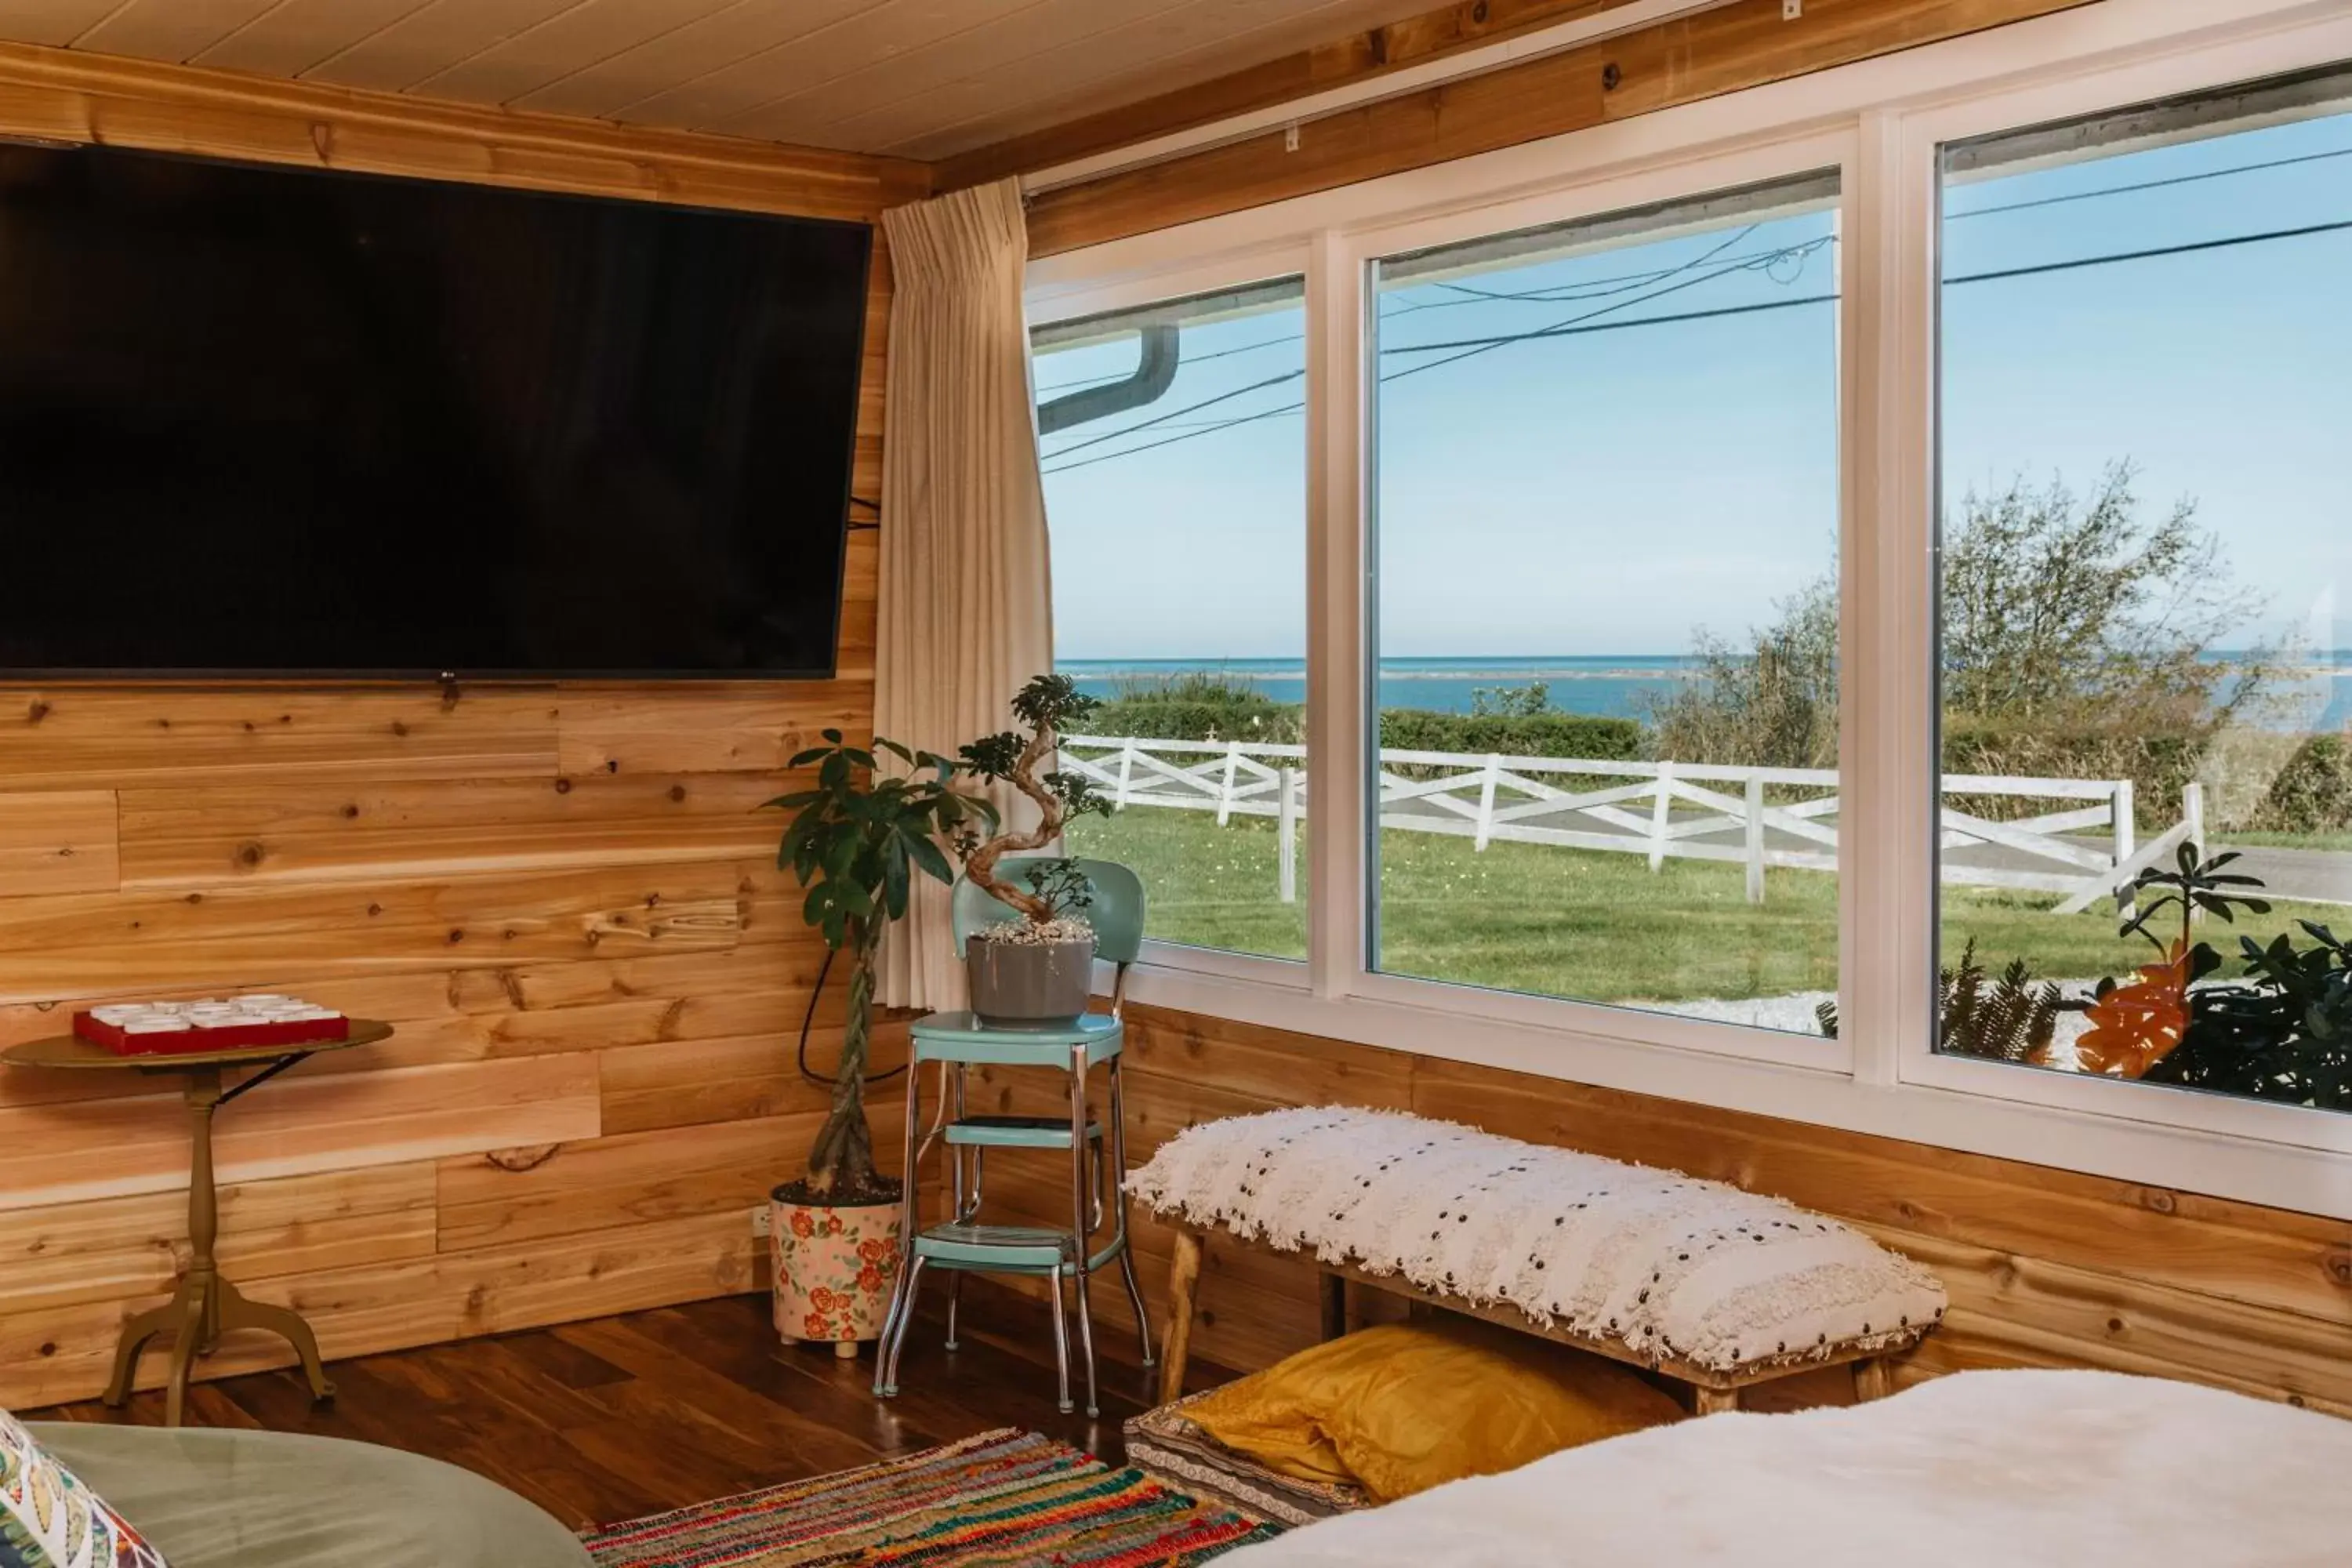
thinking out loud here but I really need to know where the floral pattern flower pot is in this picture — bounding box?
[770,1190,902,1359]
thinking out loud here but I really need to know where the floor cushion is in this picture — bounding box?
[1129,1106,1946,1374]
[1,1411,167,1568]
[28,1425,592,1568]
[1181,1319,1682,1502]
[1126,1392,1371,1528]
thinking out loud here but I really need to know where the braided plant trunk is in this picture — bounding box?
[800,915,891,1203]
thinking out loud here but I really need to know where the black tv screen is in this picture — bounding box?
[0,140,870,678]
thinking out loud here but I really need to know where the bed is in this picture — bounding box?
[1216,1370,2352,1567]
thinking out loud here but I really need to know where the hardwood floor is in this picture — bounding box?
[27,1281,1187,1533]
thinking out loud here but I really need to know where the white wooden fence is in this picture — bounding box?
[1060,735,2204,912]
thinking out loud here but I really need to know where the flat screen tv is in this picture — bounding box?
[0,140,871,679]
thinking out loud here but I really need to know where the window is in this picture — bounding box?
[1033,279,1310,961]
[1935,71,2352,1111]
[1024,7,2352,1210]
[1366,175,1843,1032]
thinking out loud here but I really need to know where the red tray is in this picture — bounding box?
[72,1012,351,1058]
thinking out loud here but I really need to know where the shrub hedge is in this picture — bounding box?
[1078,693,1645,761]
[2249,735,2352,833]
[1377,710,1643,760]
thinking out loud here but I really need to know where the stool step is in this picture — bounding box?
[914,1221,1075,1272]
[943,1114,1102,1149]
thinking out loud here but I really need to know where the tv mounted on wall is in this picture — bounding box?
[0,139,871,680]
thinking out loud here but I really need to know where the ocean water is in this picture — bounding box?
[1061,655,2352,729]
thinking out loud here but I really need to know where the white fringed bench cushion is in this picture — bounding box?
[1128,1106,1946,1374]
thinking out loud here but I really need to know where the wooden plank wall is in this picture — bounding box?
[0,45,927,1410]
[967,1004,2352,1415]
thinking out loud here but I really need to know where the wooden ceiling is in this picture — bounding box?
[0,0,1444,160]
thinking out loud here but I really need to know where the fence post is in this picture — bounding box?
[1648,762,1675,873]
[1115,745,1134,811]
[2113,779,2136,922]
[1216,742,1241,826]
[1278,768,1299,905]
[1474,755,1501,851]
[1744,775,1766,905]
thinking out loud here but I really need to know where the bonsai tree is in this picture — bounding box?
[953,674,1113,929]
[766,730,993,1202]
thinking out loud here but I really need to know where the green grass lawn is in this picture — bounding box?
[1065,806,2347,1007]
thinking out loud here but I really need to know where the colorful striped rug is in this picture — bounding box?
[582,1428,1284,1566]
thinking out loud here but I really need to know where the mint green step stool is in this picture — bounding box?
[871,857,1152,1418]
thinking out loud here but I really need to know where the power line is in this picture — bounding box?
[1044,292,1831,475]
[1946,143,2352,222]
[1045,226,1766,469]
[1945,215,2352,285]
[1380,290,1835,359]
[1038,366,1305,461]
[1379,222,1762,389]
[1033,236,1829,394]
[1035,143,2352,394]
[1043,210,2352,476]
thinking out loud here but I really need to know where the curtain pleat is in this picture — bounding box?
[873,178,1051,1011]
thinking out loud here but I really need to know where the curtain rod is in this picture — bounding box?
[1018,0,1745,198]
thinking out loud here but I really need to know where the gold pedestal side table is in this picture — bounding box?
[1,1020,392,1426]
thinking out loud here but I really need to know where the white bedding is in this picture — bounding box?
[1218,1370,2352,1567]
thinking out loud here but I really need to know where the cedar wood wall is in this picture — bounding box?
[0,42,927,1409]
[2,2,2347,1415]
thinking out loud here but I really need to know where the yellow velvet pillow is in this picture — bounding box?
[1183,1319,1682,1503]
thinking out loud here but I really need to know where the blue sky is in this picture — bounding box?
[1036,106,2351,666]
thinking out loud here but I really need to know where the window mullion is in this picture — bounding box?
[1306,228,1367,1000]
[1842,110,1940,1088]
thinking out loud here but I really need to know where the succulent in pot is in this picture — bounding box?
[952,676,1113,1025]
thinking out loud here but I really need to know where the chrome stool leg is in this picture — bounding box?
[1069,1042,1099,1419]
[945,1272,963,1351]
[1048,1261,1073,1415]
[880,1255,927,1396]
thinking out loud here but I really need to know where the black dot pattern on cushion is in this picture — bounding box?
[1127,1106,1947,1374]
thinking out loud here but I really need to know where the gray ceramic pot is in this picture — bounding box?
[966,935,1095,1026]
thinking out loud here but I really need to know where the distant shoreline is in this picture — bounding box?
[1059,654,2352,727]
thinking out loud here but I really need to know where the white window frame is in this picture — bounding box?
[1027,0,2352,1219]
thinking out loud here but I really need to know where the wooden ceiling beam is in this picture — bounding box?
[0,38,929,224]
[935,0,1652,194]
[986,0,2096,256]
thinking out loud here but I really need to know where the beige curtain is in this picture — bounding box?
[873,178,1051,1011]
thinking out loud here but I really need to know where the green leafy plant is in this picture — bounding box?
[2147,917,2352,1109]
[766,730,994,1202]
[1021,858,1098,923]
[954,674,1113,927]
[1816,938,2066,1062]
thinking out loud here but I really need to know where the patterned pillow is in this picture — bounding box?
[0,1412,169,1568]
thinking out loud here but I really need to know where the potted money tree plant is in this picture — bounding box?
[952,675,1112,1025]
[763,731,993,1357]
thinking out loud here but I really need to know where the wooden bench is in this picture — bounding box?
[1158,1223,1922,1414]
